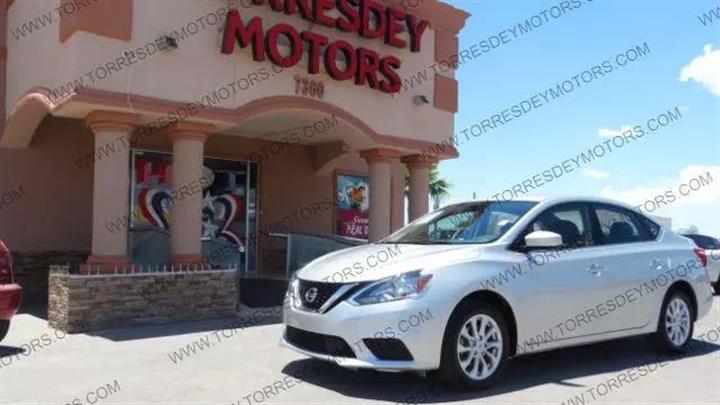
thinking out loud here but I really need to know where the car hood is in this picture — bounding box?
[296,243,480,283]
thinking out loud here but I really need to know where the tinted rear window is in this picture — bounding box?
[684,234,720,249]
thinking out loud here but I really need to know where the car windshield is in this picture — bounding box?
[383,201,538,244]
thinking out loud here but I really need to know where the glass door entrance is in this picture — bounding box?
[129,150,258,274]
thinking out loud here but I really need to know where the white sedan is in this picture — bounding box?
[282,197,713,389]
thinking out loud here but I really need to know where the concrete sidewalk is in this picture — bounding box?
[0,300,718,404]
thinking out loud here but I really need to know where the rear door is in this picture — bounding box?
[583,203,665,331]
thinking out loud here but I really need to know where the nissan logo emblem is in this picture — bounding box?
[305,287,319,303]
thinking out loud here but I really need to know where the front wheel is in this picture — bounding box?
[653,291,694,352]
[0,320,10,342]
[437,302,510,389]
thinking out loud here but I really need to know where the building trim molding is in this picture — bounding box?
[402,154,439,168]
[59,0,133,43]
[86,110,140,133]
[1,88,460,161]
[165,122,215,143]
[360,148,403,164]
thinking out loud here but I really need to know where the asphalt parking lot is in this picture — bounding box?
[1,299,718,405]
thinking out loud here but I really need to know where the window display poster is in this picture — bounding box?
[336,173,369,239]
[131,152,247,248]
[132,151,173,231]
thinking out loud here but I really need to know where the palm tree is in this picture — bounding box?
[429,166,452,210]
[405,165,453,210]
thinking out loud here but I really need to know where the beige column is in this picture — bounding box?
[83,111,140,273]
[361,149,401,242]
[167,123,214,265]
[402,155,438,222]
[390,162,405,232]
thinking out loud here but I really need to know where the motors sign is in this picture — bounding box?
[221,0,430,94]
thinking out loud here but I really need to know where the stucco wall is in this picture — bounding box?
[1,115,365,273]
[5,0,453,145]
[0,117,93,252]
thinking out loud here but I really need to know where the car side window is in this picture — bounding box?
[592,204,655,245]
[641,217,661,240]
[520,203,593,249]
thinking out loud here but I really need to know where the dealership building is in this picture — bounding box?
[0,0,467,329]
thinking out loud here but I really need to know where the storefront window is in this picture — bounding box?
[129,151,257,273]
[131,151,173,231]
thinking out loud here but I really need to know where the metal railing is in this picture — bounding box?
[128,227,244,274]
[50,263,233,277]
[269,232,366,278]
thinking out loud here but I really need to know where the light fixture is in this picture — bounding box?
[413,95,430,106]
[157,35,178,51]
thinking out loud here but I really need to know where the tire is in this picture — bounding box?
[437,301,510,390]
[0,320,9,343]
[653,290,694,353]
[713,280,720,296]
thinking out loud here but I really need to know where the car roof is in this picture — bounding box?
[458,195,639,209]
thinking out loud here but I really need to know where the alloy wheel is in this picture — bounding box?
[456,314,503,380]
[665,297,691,346]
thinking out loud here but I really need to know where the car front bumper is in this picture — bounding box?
[0,283,23,320]
[281,297,449,371]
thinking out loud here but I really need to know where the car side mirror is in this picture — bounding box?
[524,231,563,250]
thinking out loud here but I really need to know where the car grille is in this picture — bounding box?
[297,280,344,311]
[285,326,356,358]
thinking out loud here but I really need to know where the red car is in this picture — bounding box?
[0,238,22,342]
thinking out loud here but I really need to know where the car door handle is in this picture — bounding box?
[650,258,664,271]
[587,263,604,277]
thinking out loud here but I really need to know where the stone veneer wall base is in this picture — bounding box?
[48,268,238,333]
[12,251,89,302]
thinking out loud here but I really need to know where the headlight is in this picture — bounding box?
[287,273,301,308]
[349,271,433,305]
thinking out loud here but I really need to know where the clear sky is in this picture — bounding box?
[441,0,720,237]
